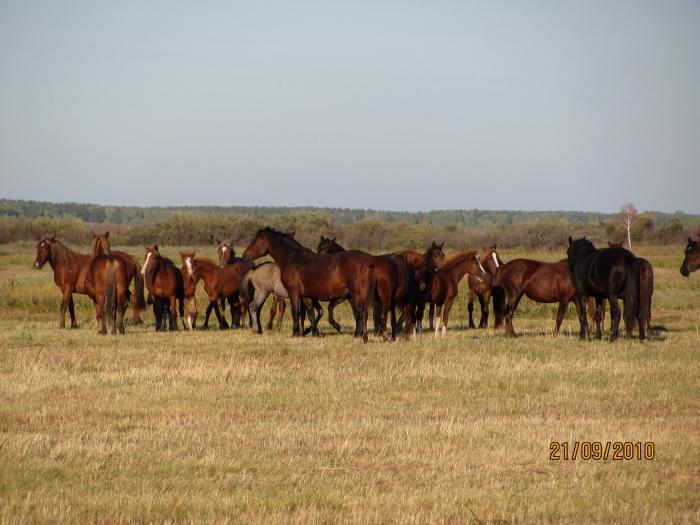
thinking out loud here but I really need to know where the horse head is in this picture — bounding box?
[317,235,343,254]
[681,237,700,277]
[426,241,446,272]
[90,231,112,256]
[567,236,596,271]
[142,245,161,277]
[479,244,503,275]
[216,239,236,267]
[34,235,56,269]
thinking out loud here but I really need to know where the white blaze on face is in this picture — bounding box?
[142,252,152,276]
[186,257,193,275]
[492,252,500,268]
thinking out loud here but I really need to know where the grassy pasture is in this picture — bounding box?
[0,241,699,524]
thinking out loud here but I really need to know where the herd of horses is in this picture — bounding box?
[34,229,700,341]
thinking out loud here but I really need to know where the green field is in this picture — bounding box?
[1,242,699,523]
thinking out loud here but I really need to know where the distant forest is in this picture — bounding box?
[1,198,698,250]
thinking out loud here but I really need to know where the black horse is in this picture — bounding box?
[681,237,700,277]
[567,236,644,341]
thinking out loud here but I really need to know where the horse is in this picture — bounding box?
[466,245,505,329]
[34,236,94,328]
[681,236,700,277]
[317,236,430,338]
[188,255,253,330]
[90,231,146,324]
[567,237,644,341]
[587,241,654,332]
[428,251,487,337]
[141,245,185,331]
[179,252,199,330]
[316,236,350,332]
[493,259,579,337]
[243,227,393,341]
[86,238,129,335]
[239,262,324,334]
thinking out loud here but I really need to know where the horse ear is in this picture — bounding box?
[153,244,159,252]
[439,241,444,249]
[331,237,336,242]
[104,231,109,239]
[91,231,97,238]
[320,235,326,241]
[48,235,56,242]
[35,234,42,241]
[215,238,221,245]
[689,237,694,244]
[568,236,573,245]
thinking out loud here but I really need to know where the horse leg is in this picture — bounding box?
[212,299,228,330]
[433,304,443,337]
[554,300,568,335]
[428,302,435,331]
[289,295,301,337]
[116,292,127,335]
[202,301,214,330]
[169,296,178,331]
[504,292,523,337]
[467,289,476,329]
[575,294,589,341]
[60,288,73,328]
[308,299,321,336]
[440,299,455,337]
[594,297,604,340]
[328,298,342,333]
[267,295,277,331]
[97,295,107,335]
[68,296,77,329]
[609,294,621,341]
[277,298,287,330]
[478,292,489,329]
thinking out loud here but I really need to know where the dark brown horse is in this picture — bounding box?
[493,259,579,337]
[429,251,487,336]
[681,236,700,276]
[567,237,644,341]
[243,227,393,341]
[189,256,253,330]
[90,231,146,324]
[142,245,185,331]
[587,241,654,332]
[467,245,505,329]
[180,252,199,330]
[34,236,93,328]
[87,239,129,335]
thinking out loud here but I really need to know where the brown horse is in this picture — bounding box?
[587,241,654,332]
[429,251,487,336]
[34,236,93,328]
[243,227,393,341]
[90,231,146,324]
[493,259,579,337]
[681,236,700,276]
[179,252,199,330]
[142,246,185,331]
[86,240,129,335]
[188,255,253,330]
[467,245,505,329]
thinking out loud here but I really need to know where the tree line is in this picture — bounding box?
[0,199,697,250]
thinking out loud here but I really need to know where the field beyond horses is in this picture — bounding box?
[1,242,698,524]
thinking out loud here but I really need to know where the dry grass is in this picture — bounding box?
[0,242,699,524]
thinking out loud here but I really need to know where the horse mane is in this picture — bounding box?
[191,256,219,271]
[261,227,314,254]
[440,251,478,272]
[50,239,81,265]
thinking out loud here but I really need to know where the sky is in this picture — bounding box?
[1,1,699,213]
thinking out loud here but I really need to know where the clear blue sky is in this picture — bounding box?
[1,1,698,212]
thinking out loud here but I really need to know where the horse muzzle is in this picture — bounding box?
[34,260,43,269]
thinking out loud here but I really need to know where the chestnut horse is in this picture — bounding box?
[87,237,129,334]
[681,236,700,276]
[243,227,394,341]
[567,237,644,341]
[90,231,146,324]
[142,245,185,331]
[429,251,487,336]
[34,236,93,328]
[188,255,253,330]
[467,245,505,329]
[179,252,199,330]
[493,259,579,337]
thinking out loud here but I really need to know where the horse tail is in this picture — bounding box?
[640,263,653,332]
[105,260,118,332]
[623,259,642,339]
[133,258,146,309]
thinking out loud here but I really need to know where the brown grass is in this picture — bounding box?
[0,242,699,523]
